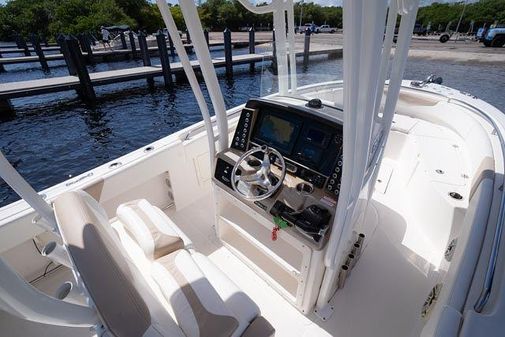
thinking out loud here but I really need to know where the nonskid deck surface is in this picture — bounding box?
[166,192,439,337]
[0,192,440,337]
[0,115,455,337]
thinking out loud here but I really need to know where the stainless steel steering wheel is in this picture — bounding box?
[231,145,286,201]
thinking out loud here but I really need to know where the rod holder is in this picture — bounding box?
[41,241,72,268]
[351,242,362,258]
[356,233,365,246]
[55,282,86,306]
[345,253,355,269]
[338,265,349,289]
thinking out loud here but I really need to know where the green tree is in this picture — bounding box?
[417,0,505,33]
[169,5,186,31]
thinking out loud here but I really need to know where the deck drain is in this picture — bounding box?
[144,146,155,153]
[449,192,463,200]
[436,169,444,174]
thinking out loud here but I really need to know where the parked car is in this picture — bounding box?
[316,25,337,34]
[483,25,505,47]
[296,23,318,34]
[413,23,427,36]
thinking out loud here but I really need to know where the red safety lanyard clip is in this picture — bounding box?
[271,226,280,241]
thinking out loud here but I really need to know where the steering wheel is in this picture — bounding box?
[231,145,286,201]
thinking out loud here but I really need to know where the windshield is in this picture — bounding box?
[258,30,343,101]
[247,0,343,102]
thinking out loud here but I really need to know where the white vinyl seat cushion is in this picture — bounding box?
[117,199,192,259]
[115,198,270,337]
[191,252,260,334]
[152,249,260,337]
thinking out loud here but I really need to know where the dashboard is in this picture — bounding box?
[214,97,344,246]
[230,99,343,195]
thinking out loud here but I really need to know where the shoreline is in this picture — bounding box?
[406,49,505,64]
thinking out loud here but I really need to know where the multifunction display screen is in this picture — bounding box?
[256,113,301,153]
[251,107,341,176]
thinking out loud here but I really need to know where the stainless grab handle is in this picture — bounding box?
[474,197,505,312]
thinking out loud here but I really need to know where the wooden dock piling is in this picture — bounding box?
[0,98,14,117]
[249,27,255,72]
[303,29,311,68]
[168,33,175,58]
[128,32,137,59]
[138,32,155,88]
[78,33,94,64]
[14,33,22,49]
[17,35,31,56]
[204,30,210,46]
[66,36,96,105]
[120,32,127,50]
[0,51,5,73]
[156,32,173,87]
[58,35,77,76]
[224,28,233,78]
[30,34,49,73]
[272,29,277,75]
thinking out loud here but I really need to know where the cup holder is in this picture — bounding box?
[296,182,314,195]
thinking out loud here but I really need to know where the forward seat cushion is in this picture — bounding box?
[117,199,192,259]
[152,249,240,337]
[191,252,260,336]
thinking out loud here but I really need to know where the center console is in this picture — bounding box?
[213,97,344,311]
[214,98,344,246]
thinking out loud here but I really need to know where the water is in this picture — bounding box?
[1,45,505,207]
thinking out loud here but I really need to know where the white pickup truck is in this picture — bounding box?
[316,25,337,33]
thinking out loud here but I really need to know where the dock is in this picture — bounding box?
[0,48,342,100]
[0,41,271,67]
[0,46,61,54]
[0,30,341,114]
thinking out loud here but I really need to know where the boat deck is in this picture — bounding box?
[0,191,436,337]
[0,112,464,336]
[164,191,439,337]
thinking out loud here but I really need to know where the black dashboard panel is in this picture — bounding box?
[230,99,344,194]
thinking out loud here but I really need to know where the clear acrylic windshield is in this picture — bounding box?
[258,34,344,100]
[253,3,344,102]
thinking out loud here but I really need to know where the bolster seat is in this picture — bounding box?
[117,199,192,259]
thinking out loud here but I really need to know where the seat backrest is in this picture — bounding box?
[53,190,185,337]
[116,199,185,260]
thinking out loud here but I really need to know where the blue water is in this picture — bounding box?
[1,44,505,207]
